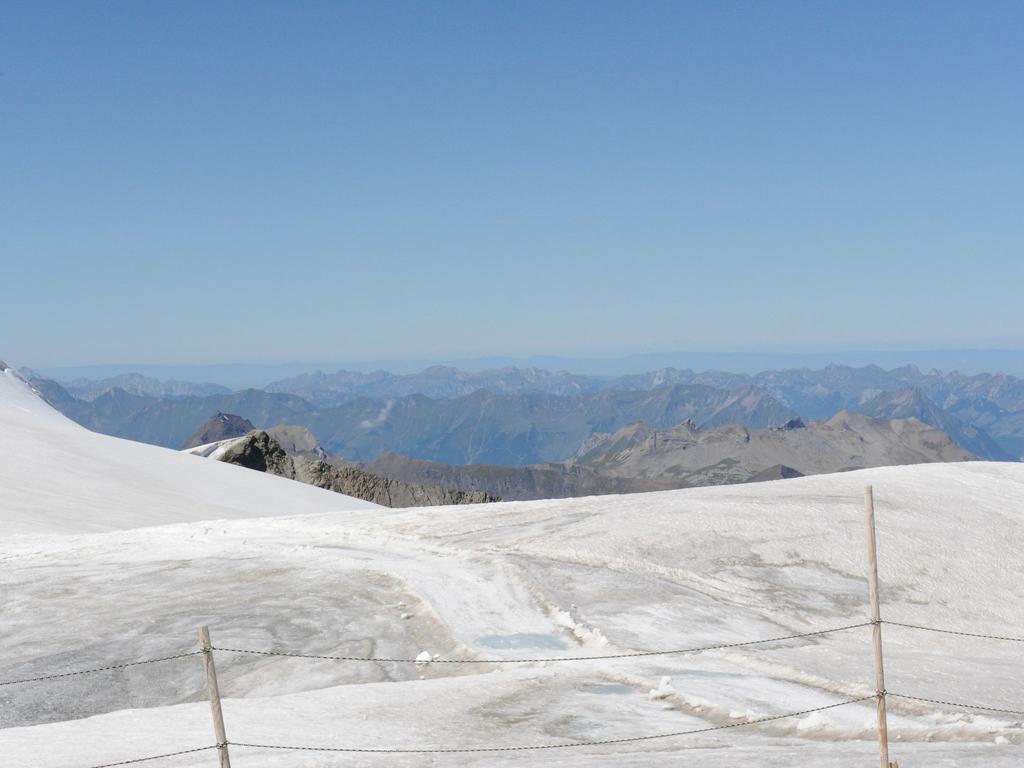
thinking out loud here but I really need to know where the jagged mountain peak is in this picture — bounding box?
[572,411,974,487]
[180,411,256,450]
[866,386,932,407]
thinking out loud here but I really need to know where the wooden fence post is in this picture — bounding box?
[864,485,894,768]
[200,625,232,768]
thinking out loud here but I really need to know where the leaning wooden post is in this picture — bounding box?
[864,486,892,768]
[200,626,232,768]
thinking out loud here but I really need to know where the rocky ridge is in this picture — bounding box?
[215,430,497,507]
[570,411,975,484]
[366,412,975,500]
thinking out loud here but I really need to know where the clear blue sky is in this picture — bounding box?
[2,1,1022,368]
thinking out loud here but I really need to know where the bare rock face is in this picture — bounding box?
[217,430,296,477]
[215,430,497,508]
[293,457,496,507]
[181,412,256,449]
[364,452,677,502]
[569,411,976,484]
[264,425,328,459]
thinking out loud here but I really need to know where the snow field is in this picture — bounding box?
[1,365,1023,765]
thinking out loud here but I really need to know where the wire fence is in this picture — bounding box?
[4,618,1023,767]
[883,619,1024,643]
[227,696,879,754]
[210,620,874,663]
[3,486,1021,766]
[77,696,879,767]
[84,745,221,768]
[0,652,201,687]
[886,692,1024,717]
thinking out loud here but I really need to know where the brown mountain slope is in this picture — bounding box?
[571,411,975,485]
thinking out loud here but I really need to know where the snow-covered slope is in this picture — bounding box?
[2,362,1022,765]
[0,366,378,536]
[2,451,1023,765]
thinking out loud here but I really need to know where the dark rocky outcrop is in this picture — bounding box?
[297,458,496,507]
[748,464,805,483]
[217,429,294,475]
[215,431,497,508]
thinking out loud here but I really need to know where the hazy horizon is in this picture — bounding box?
[21,346,1024,389]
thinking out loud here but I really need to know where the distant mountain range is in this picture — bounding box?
[258,364,1024,458]
[27,380,799,465]
[20,370,232,401]
[28,347,1024,386]
[24,363,1024,466]
[365,412,976,500]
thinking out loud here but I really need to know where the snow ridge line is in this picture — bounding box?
[211,621,874,664]
[0,651,201,687]
[226,696,878,753]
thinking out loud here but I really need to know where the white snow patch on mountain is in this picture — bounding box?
[181,436,247,459]
[0,367,378,537]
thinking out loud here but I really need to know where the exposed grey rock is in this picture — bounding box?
[570,411,976,484]
[217,430,295,476]
[294,457,496,507]
[747,464,805,483]
[265,425,327,459]
[364,452,675,502]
